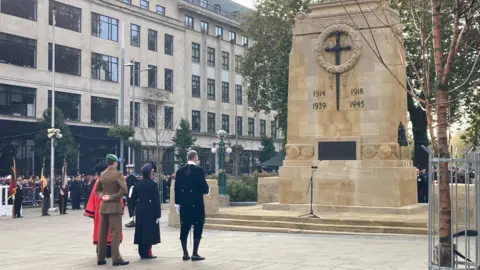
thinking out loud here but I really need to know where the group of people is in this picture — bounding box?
[84,150,209,266]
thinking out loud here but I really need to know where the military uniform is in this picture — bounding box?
[95,154,129,266]
[125,164,138,228]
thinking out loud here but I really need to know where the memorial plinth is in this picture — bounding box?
[279,0,417,208]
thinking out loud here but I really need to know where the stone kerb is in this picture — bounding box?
[257,177,280,204]
[168,179,219,227]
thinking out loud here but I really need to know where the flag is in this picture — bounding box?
[60,159,67,196]
[8,159,16,199]
[40,160,47,192]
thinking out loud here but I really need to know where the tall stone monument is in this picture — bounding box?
[279,0,417,208]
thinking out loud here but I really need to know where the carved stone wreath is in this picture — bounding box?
[378,145,393,159]
[286,145,300,160]
[316,24,363,74]
[300,145,315,158]
[362,145,376,159]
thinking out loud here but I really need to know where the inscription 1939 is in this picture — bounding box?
[313,90,327,110]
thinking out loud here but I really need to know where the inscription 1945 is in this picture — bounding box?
[350,88,364,109]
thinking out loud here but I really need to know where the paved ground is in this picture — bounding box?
[0,207,427,270]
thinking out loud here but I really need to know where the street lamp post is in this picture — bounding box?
[211,130,232,195]
[49,9,57,210]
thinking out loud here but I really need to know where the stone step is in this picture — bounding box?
[204,222,428,236]
[207,213,426,228]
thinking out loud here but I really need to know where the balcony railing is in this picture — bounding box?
[182,0,242,22]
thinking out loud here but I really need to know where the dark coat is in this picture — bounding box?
[174,164,209,224]
[126,174,138,197]
[132,177,161,245]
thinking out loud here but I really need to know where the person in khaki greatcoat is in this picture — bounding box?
[95,154,129,266]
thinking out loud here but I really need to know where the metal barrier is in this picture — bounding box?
[423,146,480,270]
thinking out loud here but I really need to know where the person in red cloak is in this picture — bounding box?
[84,162,124,258]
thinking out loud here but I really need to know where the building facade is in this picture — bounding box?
[0,0,281,176]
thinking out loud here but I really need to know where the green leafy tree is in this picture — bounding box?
[172,119,196,167]
[241,0,314,139]
[34,108,77,166]
[259,136,276,163]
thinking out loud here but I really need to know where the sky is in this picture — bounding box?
[232,0,255,9]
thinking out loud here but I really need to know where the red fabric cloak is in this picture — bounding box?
[84,176,124,245]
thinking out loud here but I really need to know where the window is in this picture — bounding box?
[248,118,254,136]
[192,110,201,132]
[140,0,149,9]
[48,91,80,121]
[192,43,200,63]
[235,55,242,73]
[91,96,117,124]
[0,84,36,117]
[207,79,215,100]
[129,61,140,86]
[91,13,118,42]
[207,113,216,133]
[214,4,221,13]
[271,121,277,138]
[148,65,157,88]
[215,26,223,38]
[156,5,165,15]
[207,47,215,67]
[235,85,242,105]
[148,104,156,128]
[242,36,249,46]
[0,33,36,68]
[129,101,140,126]
[185,15,193,29]
[1,0,37,21]
[148,29,157,51]
[49,0,81,32]
[200,21,209,33]
[122,0,130,3]
[91,53,118,82]
[236,116,243,136]
[200,0,208,8]
[221,82,229,103]
[130,24,140,47]
[222,114,229,133]
[229,30,236,42]
[260,120,266,136]
[165,69,173,91]
[192,75,200,98]
[48,43,81,76]
[164,106,173,129]
[222,51,229,70]
[165,34,173,55]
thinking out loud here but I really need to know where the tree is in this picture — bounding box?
[241,0,314,137]
[34,108,77,168]
[259,136,276,163]
[172,119,196,167]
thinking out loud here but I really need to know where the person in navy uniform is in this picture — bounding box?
[131,162,161,259]
[14,177,24,218]
[174,150,209,261]
[125,164,138,228]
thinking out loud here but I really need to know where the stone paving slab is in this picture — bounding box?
[0,208,428,269]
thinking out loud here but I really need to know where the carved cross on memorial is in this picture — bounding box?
[324,31,352,111]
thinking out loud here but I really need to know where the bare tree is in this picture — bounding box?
[336,0,478,266]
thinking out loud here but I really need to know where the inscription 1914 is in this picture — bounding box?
[349,88,364,109]
[312,90,327,110]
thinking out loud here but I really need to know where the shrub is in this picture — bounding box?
[227,180,256,202]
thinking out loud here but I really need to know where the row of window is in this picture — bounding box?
[192,76,243,104]
[184,15,248,46]
[192,111,276,138]
[192,43,242,71]
[0,83,175,128]
[0,32,174,91]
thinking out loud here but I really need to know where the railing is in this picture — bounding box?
[182,0,241,22]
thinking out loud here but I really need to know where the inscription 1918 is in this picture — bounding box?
[350,88,364,109]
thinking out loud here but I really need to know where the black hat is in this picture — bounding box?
[95,162,108,173]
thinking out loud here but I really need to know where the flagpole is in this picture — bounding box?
[49,9,56,211]
[11,158,16,218]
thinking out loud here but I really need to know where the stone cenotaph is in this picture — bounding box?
[277,0,418,210]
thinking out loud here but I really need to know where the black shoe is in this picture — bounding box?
[16,216,23,218]
[97,260,107,265]
[113,260,129,266]
[141,256,157,259]
[125,221,135,228]
[182,254,191,261]
[191,254,205,261]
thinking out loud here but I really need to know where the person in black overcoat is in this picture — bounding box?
[14,178,24,218]
[125,164,138,228]
[131,162,161,259]
[174,150,209,261]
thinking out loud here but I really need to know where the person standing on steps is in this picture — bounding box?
[95,154,129,266]
[125,164,138,228]
[174,150,209,261]
[131,161,161,259]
